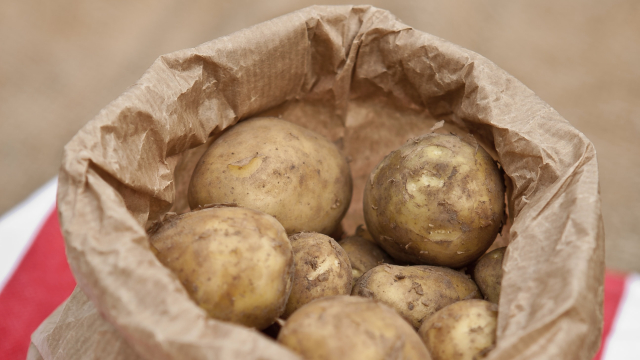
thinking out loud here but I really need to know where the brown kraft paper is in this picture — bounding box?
[31,5,604,360]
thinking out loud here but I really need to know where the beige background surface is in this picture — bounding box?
[1,1,638,272]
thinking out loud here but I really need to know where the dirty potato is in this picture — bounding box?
[283,232,352,318]
[363,133,505,267]
[355,224,376,243]
[352,264,481,329]
[278,296,431,360]
[472,247,506,303]
[188,117,352,235]
[418,299,498,360]
[338,235,393,284]
[148,206,294,330]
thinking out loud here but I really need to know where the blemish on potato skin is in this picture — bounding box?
[411,282,424,295]
[331,198,341,209]
[358,287,375,298]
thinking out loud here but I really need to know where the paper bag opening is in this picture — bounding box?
[36,5,603,360]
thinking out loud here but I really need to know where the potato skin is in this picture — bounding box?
[148,206,294,330]
[355,224,376,243]
[278,296,431,360]
[352,264,481,329]
[283,233,352,318]
[188,117,352,235]
[363,133,505,267]
[418,299,498,360]
[338,235,393,283]
[472,247,506,303]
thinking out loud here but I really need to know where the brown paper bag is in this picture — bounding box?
[33,5,604,360]
[27,288,140,360]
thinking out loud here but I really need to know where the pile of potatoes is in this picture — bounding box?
[147,117,508,360]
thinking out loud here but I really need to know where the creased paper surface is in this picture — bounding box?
[38,5,603,360]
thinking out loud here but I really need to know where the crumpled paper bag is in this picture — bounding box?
[31,4,604,360]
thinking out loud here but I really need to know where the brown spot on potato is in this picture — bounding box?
[447,167,458,180]
[411,282,424,295]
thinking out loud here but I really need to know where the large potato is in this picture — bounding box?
[148,206,294,330]
[363,133,505,267]
[472,246,506,303]
[188,117,352,235]
[338,235,393,284]
[283,232,352,318]
[418,299,498,360]
[278,296,431,360]
[352,264,481,329]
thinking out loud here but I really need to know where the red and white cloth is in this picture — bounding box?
[0,179,638,360]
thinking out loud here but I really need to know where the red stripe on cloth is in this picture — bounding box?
[593,271,628,360]
[0,207,76,360]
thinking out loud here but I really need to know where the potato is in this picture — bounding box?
[352,264,481,329]
[418,299,498,360]
[188,117,352,235]
[472,246,506,303]
[283,232,352,318]
[278,296,431,360]
[363,133,505,267]
[148,206,294,329]
[355,224,375,243]
[338,235,393,284]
